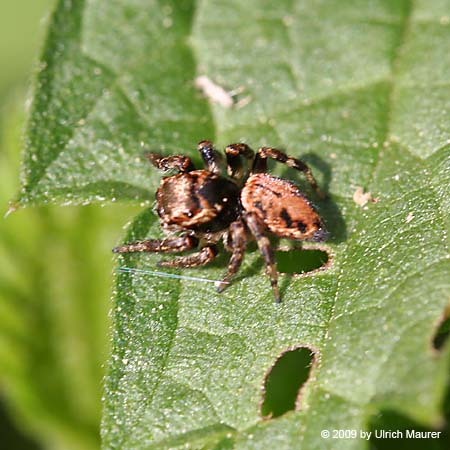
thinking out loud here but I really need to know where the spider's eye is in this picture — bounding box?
[185,211,194,218]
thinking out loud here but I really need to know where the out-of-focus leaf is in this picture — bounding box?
[20,0,450,449]
[1,95,139,449]
[0,0,54,99]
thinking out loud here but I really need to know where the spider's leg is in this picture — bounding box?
[158,244,218,268]
[145,153,195,173]
[217,219,247,292]
[253,147,325,198]
[244,212,280,303]
[197,140,224,174]
[113,235,198,254]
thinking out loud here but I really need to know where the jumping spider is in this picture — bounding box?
[113,141,328,302]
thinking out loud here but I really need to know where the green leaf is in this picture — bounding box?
[1,93,140,449]
[19,0,213,207]
[20,0,450,449]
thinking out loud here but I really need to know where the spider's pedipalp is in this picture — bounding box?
[197,140,223,174]
[253,147,325,198]
[145,152,195,173]
[225,143,255,182]
[244,212,280,303]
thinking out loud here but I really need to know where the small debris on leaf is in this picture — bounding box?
[195,75,234,108]
[195,76,250,109]
[353,186,372,207]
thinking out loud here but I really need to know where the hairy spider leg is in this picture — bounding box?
[113,235,199,254]
[224,143,255,182]
[145,152,195,173]
[244,212,281,303]
[158,244,218,268]
[197,140,224,174]
[217,219,247,292]
[252,147,325,198]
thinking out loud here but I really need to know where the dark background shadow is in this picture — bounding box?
[368,403,449,450]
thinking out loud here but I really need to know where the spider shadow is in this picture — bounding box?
[209,241,265,281]
[229,240,297,300]
[278,152,347,244]
[230,241,265,282]
[211,242,325,302]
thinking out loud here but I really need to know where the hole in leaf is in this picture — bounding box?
[275,248,330,274]
[261,346,316,419]
[432,305,450,352]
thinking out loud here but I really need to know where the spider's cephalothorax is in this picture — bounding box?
[113,141,328,302]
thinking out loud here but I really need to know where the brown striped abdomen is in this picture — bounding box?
[241,173,325,240]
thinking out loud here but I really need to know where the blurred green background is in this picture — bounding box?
[0,2,138,448]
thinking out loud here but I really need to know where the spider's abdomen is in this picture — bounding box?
[241,173,327,241]
[156,170,240,232]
